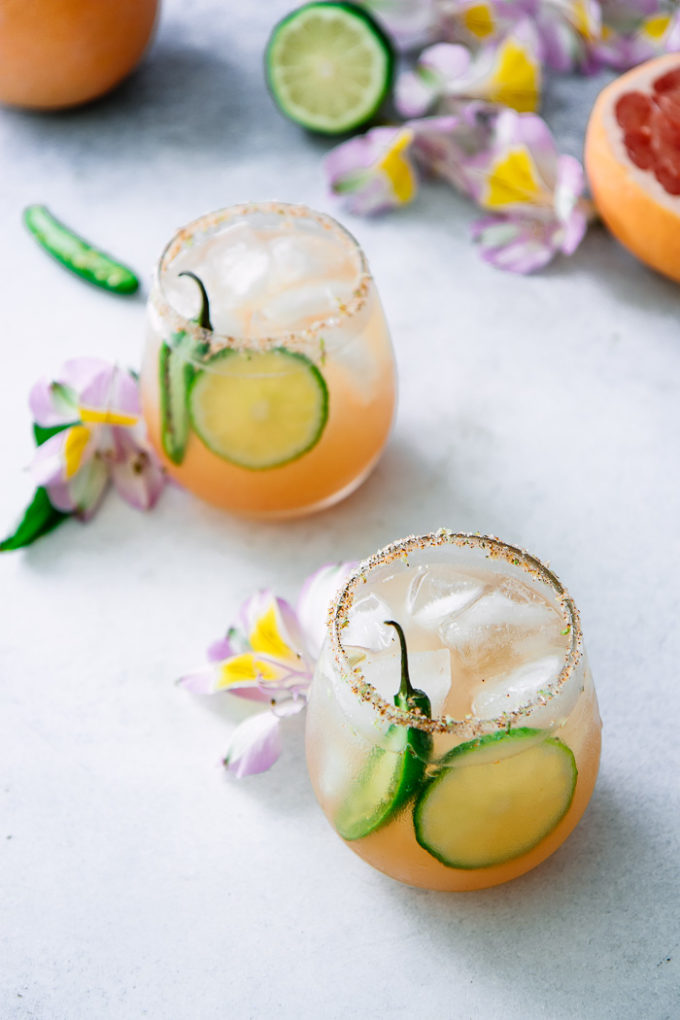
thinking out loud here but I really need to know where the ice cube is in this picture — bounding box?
[439,588,566,681]
[271,232,353,285]
[260,282,344,330]
[406,565,485,630]
[471,654,563,718]
[343,593,394,652]
[361,648,452,716]
[215,229,272,302]
[440,589,558,649]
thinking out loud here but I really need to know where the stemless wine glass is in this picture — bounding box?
[306,531,602,891]
[141,202,396,518]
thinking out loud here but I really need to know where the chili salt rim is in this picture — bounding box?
[328,529,584,739]
[151,201,372,358]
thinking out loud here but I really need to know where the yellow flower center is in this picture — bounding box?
[484,148,544,209]
[462,3,496,39]
[79,405,138,427]
[63,425,92,479]
[376,128,417,205]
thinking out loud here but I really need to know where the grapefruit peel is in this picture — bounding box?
[585,52,680,283]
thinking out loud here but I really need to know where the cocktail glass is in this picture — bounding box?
[141,202,396,518]
[306,531,602,890]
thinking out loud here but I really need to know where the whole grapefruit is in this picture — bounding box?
[0,0,159,110]
[585,53,680,284]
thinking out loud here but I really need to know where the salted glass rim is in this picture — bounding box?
[152,201,372,358]
[328,530,584,739]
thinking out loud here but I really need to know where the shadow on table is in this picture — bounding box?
[377,780,675,1018]
[0,40,275,162]
[542,220,680,317]
[211,432,486,563]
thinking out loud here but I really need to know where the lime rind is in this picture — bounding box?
[413,728,578,870]
[265,2,395,135]
[188,346,329,471]
[159,333,195,465]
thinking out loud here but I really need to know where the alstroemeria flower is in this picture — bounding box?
[408,107,502,195]
[438,1,502,46]
[396,22,542,117]
[180,563,356,776]
[437,0,602,72]
[357,0,439,50]
[469,108,591,272]
[325,126,418,215]
[29,358,164,519]
[595,2,680,69]
[529,0,602,71]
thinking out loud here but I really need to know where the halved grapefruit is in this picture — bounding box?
[585,54,680,284]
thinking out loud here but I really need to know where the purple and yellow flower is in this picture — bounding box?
[29,357,164,519]
[468,108,592,272]
[437,1,601,72]
[408,107,501,195]
[529,0,602,71]
[357,0,439,50]
[180,563,355,777]
[595,1,680,69]
[325,125,419,215]
[396,21,542,117]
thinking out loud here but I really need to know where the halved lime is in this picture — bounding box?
[413,728,577,869]
[265,2,394,134]
[188,347,328,470]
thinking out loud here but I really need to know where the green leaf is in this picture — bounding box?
[0,487,70,552]
[33,421,77,447]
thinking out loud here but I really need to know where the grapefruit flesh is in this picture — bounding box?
[585,54,680,283]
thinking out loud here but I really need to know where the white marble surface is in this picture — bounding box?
[1,3,679,1018]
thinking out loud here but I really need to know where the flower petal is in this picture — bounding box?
[46,455,110,519]
[79,364,140,426]
[30,426,95,487]
[297,562,357,660]
[178,661,270,700]
[207,629,243,663]
[458,1,498,42]
[408,108,499,196]
[395,67,441,118]
[223,711,283,778]
[217,652,293,691]
[396,43,472,117]
[241,592,306,662]
[326,127,418,215]
[480,23,542,113]
[60,357,112,394]
[29,379,79,427]
[109,430,165,510]
[471,212,559,273]
[359,0,437,51]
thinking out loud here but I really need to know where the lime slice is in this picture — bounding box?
[335,724,431,841]
[159,273,212,465]
[188,347,328,470]
[413,728,577,869]
[335,620,432,841]
[159,333,195,466]
[265,2,394,134]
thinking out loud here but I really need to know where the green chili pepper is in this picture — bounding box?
[23,204,139,295]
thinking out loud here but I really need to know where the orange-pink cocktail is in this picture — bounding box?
[141,202,396,518]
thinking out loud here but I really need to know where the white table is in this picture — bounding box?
[1,3,678,1017]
